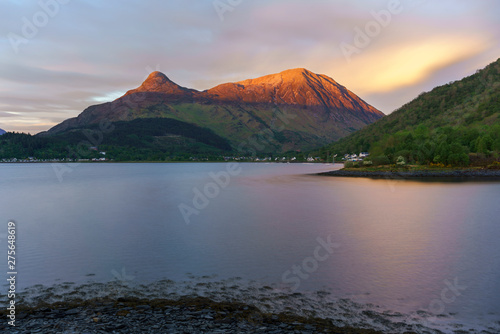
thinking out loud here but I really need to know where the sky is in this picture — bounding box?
[0,0,499,134]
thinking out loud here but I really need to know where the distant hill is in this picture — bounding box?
[52,118,233,160]
[319,58,500,166]
[0,128,5,135]
[0,119,232,161]
[40,69,383,154]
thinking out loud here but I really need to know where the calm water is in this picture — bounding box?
[1,163,499,332]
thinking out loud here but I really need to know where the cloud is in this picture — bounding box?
[334,34,490,95]
[0,0,499,132]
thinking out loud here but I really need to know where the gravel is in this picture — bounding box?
[0,297,390,334]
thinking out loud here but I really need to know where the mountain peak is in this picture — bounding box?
[233,68,318,87]
[124,71,192,97]
[280,68,314,77]
[146,71,170,82]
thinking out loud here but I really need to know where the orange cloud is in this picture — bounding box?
[332,34,489,94]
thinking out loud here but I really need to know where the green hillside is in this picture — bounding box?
[318,58,500,166]
[126,101,355,153]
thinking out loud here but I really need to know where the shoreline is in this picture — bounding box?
[0,161,326,164]
[318,168,500,179]
[0,297,386,334]
[3,277,463,334]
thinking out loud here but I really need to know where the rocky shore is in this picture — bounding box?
[0,297,393,334]
[318,168,500,179]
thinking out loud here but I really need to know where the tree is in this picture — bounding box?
[417,140,436,164]
[476,136,491,154]
[448,153,469,166]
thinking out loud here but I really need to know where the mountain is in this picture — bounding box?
[205,68,380,122]
[0,128,5,135]
[319,58,500,166]
[41,69,383,153]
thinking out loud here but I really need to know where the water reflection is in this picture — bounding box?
[0,163,499,323]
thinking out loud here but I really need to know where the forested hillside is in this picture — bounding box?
[318,58,500,166]
[0,118,232,161]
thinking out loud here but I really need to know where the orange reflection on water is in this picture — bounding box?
[320,178,471,309]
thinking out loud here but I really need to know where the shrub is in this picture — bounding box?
[371,155,391,166]
[487,161,500,170]
[344,161,354,168]
[448,153,470,167]
[395,150,412,163]
[433,155,444,164]
[396,156,406,166]
[468,153,494,167]
[345,161,362,168]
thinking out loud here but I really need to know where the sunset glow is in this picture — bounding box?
[0,0,499,133]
